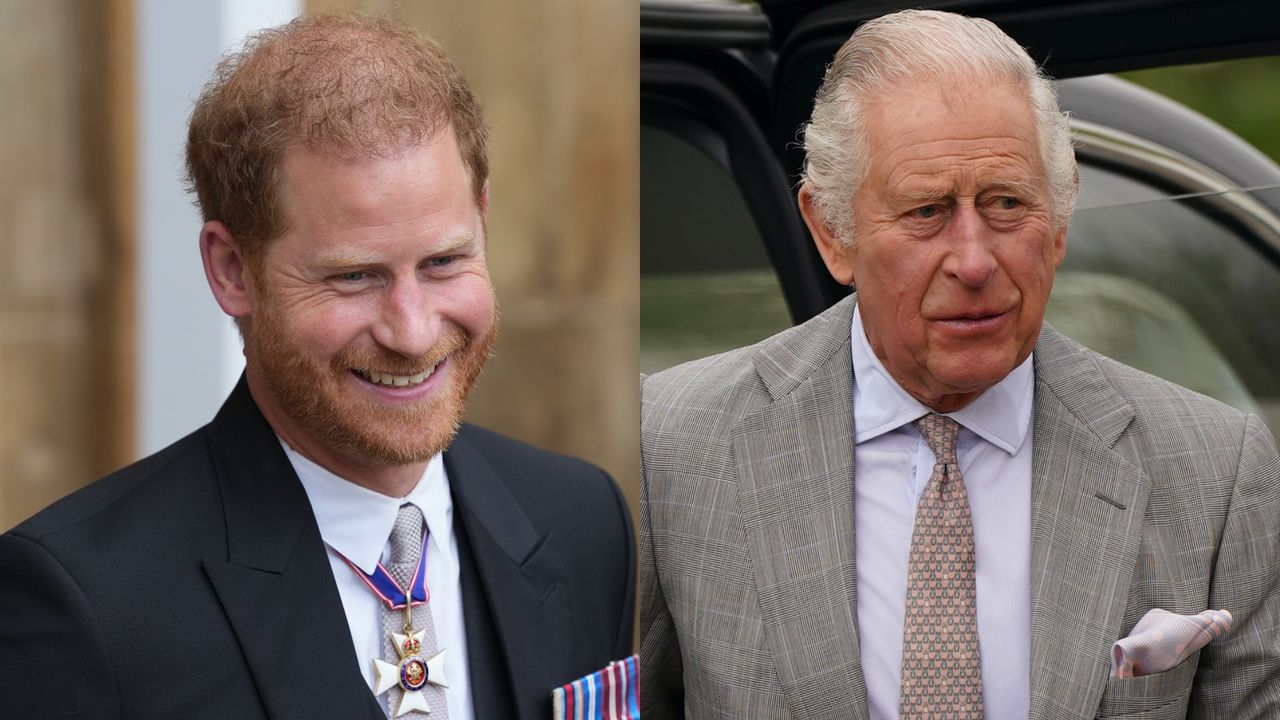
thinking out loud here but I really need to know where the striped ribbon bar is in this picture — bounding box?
[551,655,639,720]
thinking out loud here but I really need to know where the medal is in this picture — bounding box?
[340,530,448,716]
[372,621,448,715]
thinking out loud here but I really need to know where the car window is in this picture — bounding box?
[1057,167,1280,432]
[641,82,1280,445]
[1122,57,1280,163]
[641,124,791,374]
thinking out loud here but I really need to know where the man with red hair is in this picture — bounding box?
[0,15,633,720]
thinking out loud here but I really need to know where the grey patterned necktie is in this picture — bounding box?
[898,414,983,719]
[383,503,449,718]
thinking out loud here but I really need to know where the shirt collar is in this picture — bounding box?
[282,439,452,574]
[850,304,1033,455]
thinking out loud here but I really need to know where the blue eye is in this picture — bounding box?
[997,196,1020,210]
[914,205,939,218]
[337,271,367,282]
[429,256,455,267]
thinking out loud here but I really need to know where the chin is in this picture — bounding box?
[343,430,459,467]
[332,389,469,465]
[928,349,1022,396]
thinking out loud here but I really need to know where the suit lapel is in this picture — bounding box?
[732,297,869,720]
[201,378,382,720]
[1027,327,1150,720]
[730,305,1150,718]
[455,509,518,718]
[445,427,572,720]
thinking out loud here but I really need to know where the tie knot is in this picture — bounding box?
[915,414,960,466]
[388,503,425,568]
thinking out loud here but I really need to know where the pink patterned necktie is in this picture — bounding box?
[898,414,983,719]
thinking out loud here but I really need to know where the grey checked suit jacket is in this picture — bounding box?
[640,295,1280,719]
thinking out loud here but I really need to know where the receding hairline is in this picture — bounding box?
[185,12,489,257]
[264,128,485,247]
[799,9,1078,244]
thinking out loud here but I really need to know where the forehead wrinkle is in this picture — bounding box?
[876,127,1032,156]
[897,186,954,204]
[882,165,962,201]
[884,150,1040,199]
[875,132,1035,173]
[313,202,470,249]
[317,178,453,227]
[981,176,1043,198]
[278,140,468,230]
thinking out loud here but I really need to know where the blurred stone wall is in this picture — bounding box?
[0,1,134,530]
[0,0,638,531]
[310,0,640,515]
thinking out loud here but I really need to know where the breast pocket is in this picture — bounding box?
[1094,652,1198,719]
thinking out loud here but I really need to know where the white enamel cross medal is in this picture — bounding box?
[340,527,446,716]
[372,621,448,717]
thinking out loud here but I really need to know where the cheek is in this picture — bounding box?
[858,246,935,349]
[1004,234,1060,293]
[306,319,364,359]
[436,276,497,334]
[876,249,940,317]
[286,300,375,357]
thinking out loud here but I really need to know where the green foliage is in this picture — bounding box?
[1121,57,1280,163]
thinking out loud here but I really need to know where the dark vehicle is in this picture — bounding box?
[641,0,1280,440]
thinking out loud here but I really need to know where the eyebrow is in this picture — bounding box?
[898,188,953,204]
[312,231,479,268]
[981,178,1041,197]
[894,179,1042,205]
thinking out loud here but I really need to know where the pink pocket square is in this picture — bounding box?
[1111,608,1232,679]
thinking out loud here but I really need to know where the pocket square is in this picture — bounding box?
[551,655,639,719]
[1111,608,1232,679]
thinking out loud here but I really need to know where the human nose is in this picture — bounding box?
[942,206,997,288]
[371,276,438,359]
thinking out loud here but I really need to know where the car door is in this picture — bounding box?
[642,0,1280,436]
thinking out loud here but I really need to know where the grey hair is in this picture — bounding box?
[800,9,1077,245]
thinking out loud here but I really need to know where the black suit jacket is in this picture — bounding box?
[0,379,635,719]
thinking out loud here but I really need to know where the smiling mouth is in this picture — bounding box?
[352,363,439,388]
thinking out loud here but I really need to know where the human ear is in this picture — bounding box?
[798,183,857,285]
[199,221,255,319]
[1053,169,1079,267]
[1052,224,1068,267]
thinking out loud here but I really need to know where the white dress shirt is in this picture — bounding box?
[283,442,474,720]
[850,306,1033,720]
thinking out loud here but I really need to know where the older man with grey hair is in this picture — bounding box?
[640,9,1280,720]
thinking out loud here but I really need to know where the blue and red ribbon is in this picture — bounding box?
[338,531,430,609]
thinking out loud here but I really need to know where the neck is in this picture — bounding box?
[305,453,427,498]
[912,389,979,414]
